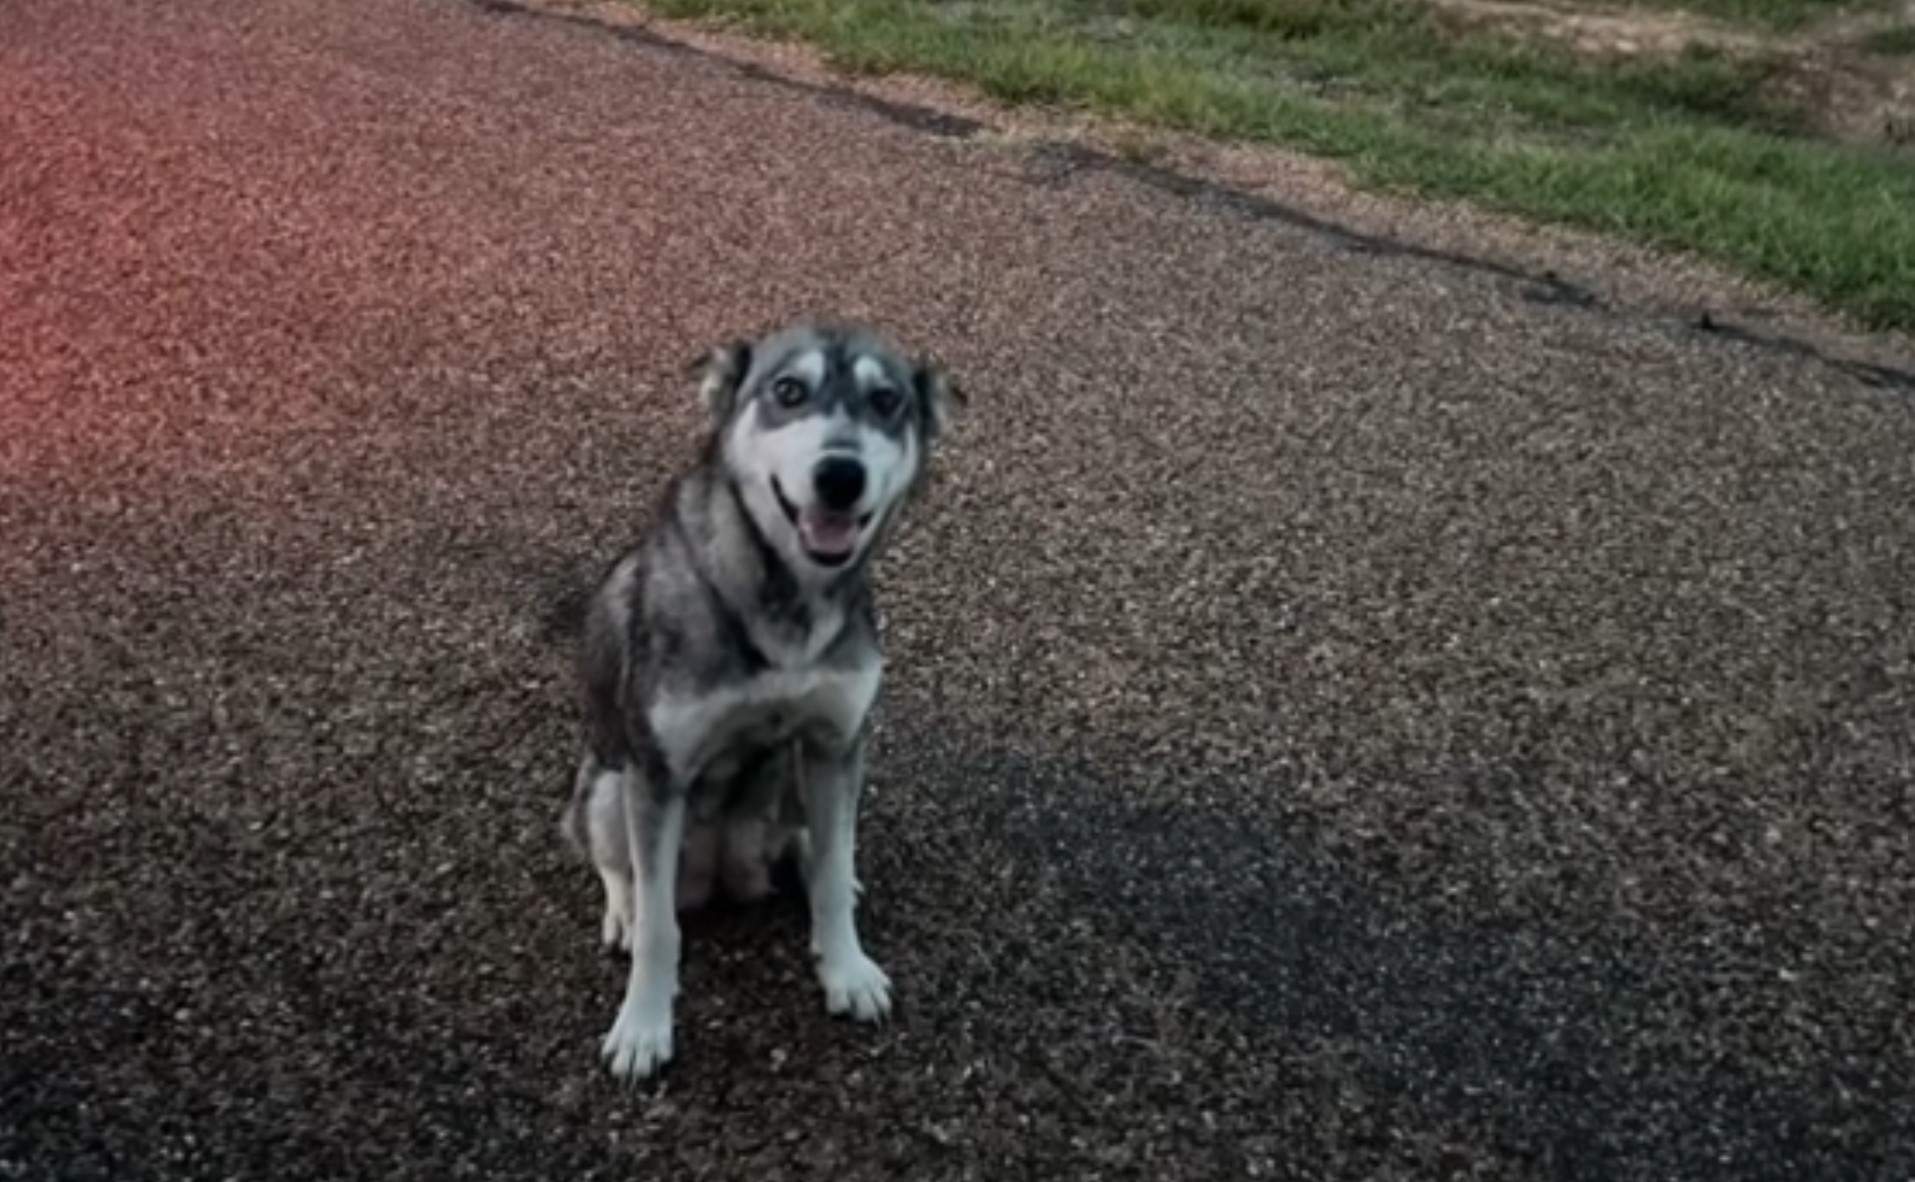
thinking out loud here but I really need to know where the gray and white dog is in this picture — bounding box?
[562,322,963,1081]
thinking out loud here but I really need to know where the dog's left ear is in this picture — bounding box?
[914,360,966,441]
[690,340,753,424]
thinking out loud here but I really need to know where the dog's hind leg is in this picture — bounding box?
[678,815,720,912]
[799,739,891,1022]
[579,760,634,954]
[601,767,687,1082]
[719,813,776,904]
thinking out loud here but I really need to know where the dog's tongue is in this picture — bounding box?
[800,509,859,558]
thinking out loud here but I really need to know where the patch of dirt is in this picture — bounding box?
[1429,0,1915,146]
[1433,0,1767,55]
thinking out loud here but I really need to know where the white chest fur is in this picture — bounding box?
[647,662,881,783]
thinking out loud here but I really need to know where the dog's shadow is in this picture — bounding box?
[875,728,1889,1182]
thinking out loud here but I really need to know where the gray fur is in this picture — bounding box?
[562,322,962,1082]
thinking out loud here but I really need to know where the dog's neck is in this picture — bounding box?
[686,468,863,669]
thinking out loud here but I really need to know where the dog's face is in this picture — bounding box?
[698,323,962,577]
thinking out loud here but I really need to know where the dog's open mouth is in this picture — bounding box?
[772,478,872,568]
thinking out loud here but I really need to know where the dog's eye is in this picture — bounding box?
[869,387,903,418]
[771,377,808,407]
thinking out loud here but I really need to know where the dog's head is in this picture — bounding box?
[695,322,964,578]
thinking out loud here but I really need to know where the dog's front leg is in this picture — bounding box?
[801,738,892,1021]
[601,766,687,1081]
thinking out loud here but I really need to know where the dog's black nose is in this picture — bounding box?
[813,455,866,512]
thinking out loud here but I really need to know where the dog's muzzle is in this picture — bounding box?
[772,457,873,568]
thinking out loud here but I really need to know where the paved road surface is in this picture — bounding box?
[4,1,1912,1178]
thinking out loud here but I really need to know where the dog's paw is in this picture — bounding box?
[818,952,893,1023]
[600,903,632,953]
[597,870,634,954]
[601,1001,674,1081]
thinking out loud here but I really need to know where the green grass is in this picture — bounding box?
[645,0,1915,328]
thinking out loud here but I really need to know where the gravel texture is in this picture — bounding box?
[2,1,1912,1179]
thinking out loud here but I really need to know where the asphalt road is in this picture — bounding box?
[4,1,1913,1178]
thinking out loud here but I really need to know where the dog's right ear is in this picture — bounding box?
[914,359,966,442]
[688,341,752,424]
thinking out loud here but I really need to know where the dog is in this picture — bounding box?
[560,321,963,1081]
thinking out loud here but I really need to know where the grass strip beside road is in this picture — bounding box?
[639,0,1915,329]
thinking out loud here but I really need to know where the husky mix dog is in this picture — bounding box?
[561,322,963,1081]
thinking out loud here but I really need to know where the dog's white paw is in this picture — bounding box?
[600,902,632,953]
[597,869,634,953]
[601,1000,674,1081]
[818,952,893,1022]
